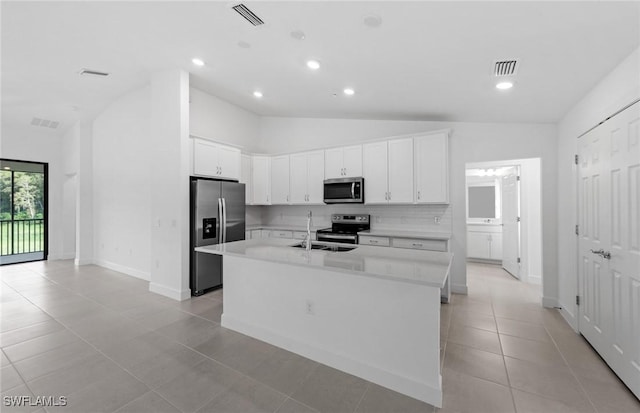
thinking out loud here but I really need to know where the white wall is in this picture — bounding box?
[1,126,65,260]
[258,119,557,300]
[92,86,152,280]
[149,70,191,300]
[557,47,640,329]
[189,87,261,152]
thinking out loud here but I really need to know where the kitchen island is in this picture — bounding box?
[196,238,453,407]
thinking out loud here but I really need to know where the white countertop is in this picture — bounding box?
[196,238,452,288]
[246,225,321,232]
[358,229,452,240]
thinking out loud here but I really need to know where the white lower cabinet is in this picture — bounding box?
[358,233,451,302]
[467,225,502,260]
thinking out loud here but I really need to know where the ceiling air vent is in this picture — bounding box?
[79,68,110,77]
[31,117,60,129]
[493,59,519,77]
[232,4,264,26]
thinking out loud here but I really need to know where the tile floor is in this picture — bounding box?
[1,260,639,413]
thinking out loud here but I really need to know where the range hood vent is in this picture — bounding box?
[31,117,60,129]
[493,59,519,77]
[232,4,264,26]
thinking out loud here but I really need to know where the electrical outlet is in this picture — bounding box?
[434,216,441,224]
[305,299,314,315]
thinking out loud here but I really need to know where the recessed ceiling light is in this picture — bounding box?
[496,81,513,90]
[363,14,382,28]
[343,88,355,96]
[306,60,320,70]
[253,91,263,98]
[192,58,205,67]
[290,30,306,40]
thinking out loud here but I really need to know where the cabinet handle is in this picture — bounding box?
[384,192,388,200]
[286,195,289,202]
[417,191,421,200]
[388,192,391,200]
[412,243,423,247]
[370,239,378,244]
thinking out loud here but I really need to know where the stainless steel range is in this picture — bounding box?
[316,214,370,244]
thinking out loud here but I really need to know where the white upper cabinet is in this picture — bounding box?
[363,138,414,204]
[271,155,290,204]
[193,138,240,180]
[387,138,414,203]
[363,141,389,204]
[306,151,325,203]
[240,154,252,204]
[414,132,449,203]
[290,151,325,204]
[252,156,271,205]
[324,145,362,179]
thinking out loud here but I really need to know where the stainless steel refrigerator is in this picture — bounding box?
[190,177,245,296]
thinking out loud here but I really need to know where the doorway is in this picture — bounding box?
[465,158,542,286]
[0,159,48,265]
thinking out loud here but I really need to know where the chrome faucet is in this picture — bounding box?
[304,211,313,252]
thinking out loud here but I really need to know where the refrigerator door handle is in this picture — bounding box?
[218,198,223,242]
[222,197,227,243]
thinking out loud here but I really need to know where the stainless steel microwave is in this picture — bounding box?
[323,177,364,204]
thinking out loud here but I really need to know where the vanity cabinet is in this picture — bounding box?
[467,224,503,260]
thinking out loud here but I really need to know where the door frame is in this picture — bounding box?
[0,158,48,265]
[465,158,542,285]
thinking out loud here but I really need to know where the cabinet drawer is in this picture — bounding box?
[359,236,390,247]
[392,237,447,252]
[270,230,293,239]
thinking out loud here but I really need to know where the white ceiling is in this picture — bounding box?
[2,1,639,138]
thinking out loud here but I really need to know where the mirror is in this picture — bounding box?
[468,186,497,218]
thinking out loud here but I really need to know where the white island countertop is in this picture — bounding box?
[196,238,452,288]
[358,229,452,240]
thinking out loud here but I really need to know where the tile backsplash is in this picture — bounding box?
[257,204,452,233]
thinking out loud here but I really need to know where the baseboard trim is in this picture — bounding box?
[560,306,579,332]
[542,296,559,308]
[74,258,93,266]
[451,284,468,295]
[149,282,191,301]
[222,314,443,407]
[94,259,150,281]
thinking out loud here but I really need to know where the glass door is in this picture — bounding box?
[0,159,47,265]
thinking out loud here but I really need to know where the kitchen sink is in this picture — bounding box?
[290,242,357,252]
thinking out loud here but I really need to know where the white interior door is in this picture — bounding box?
[502,168,521,278]
[578,101,640,399]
